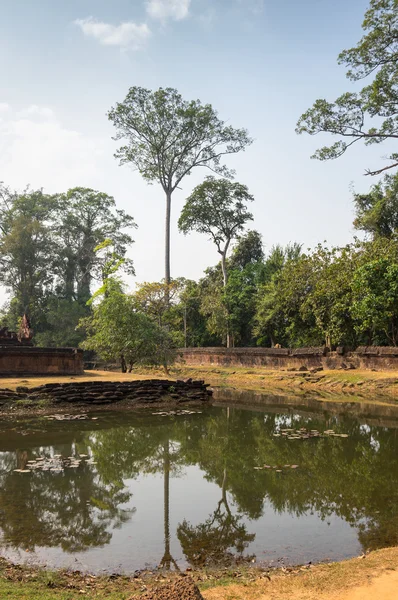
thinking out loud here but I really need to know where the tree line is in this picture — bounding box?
[0,184,135,347]
[3,172,398,359]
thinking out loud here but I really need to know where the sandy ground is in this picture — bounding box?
[203,571,398,600]
[202,548,398,600]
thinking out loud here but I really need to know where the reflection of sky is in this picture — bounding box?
[360,424,381,452]
[0,464,361,572]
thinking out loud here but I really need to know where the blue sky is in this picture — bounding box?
[0,0,382,293]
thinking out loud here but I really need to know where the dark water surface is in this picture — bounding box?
[0,394,397,573]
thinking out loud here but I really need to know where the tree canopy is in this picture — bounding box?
[178,177,254,286]
[354,172,398,237]
[0,185,136,347]
[296,0,398,175]
[80,280,176,372]
[108,87,252,283]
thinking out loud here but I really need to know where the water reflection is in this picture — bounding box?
[178,409,255,566]
[0,402,397,571]
[0,444,132,553]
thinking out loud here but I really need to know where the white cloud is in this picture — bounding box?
[0,106,105,192]
[74,17,151,49]
[0,103,9,112]
[17,105,55,119]
[146,0,191,21]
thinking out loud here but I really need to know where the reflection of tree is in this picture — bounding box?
[159,439,179,570]
[90,419,183,570]
[0,450,133,552]
[180,407,398,556]
[1,407,397,565]
[178,407,255,566]
[178,467,254,566]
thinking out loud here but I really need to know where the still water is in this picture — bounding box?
[0,396,397,573]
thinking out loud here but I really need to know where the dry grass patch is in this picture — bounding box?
[202,547,398,600]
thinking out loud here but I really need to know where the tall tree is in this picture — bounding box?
[296,0,398,176]
[0,182,15,235]
[179,177,254,288]
[0,189,57,325]
[179,177,254,347]
[108,87,252,284]
[53,187,136,303]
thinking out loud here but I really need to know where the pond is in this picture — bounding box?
[0,393,397,573]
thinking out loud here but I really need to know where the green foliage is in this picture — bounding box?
[352,256,398,344]
[225,262,264,346]
[198,264,229,345]
[296,0,398,175]
[253,244,302,347]
[178,177,254,272]
[108,87,252,188]
[229,230,264,269]
[178,279,216,347]
[179,177,254,347]
[34,299,88,348]
[80,283,176,370]
[0,186,135,346]
[52,187,136,303]
[253,238,398,348]
[354,172,398,237]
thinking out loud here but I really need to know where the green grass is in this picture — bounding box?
[0,577,140,599]
[0,584,136,599]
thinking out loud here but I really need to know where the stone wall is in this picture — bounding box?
[2,378,212,406]
[179,346,398,371]
[0,346,84,376]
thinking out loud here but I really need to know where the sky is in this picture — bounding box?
[0,0,384,297]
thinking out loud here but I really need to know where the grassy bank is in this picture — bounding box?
[141,364,398,404]
[0,365,398,410]
[0,547,397,600]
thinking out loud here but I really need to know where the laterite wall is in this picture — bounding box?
[0,346,84,376]
[179,346,398,371]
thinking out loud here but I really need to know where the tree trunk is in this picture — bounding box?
[325,334,331,350]
[120,354,127,373]
[221,252,228,288]
[221,251,231,348]
[183,305,187,348]
[159,438,179,570]
[163,439,170,557]
[165,191,172,286]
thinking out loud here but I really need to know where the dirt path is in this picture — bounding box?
[201,548,398,600]
[203,572,398,599]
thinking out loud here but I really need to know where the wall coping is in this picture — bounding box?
[179,346,398,357]
[179,347,327,357]
[0,346,83,355]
